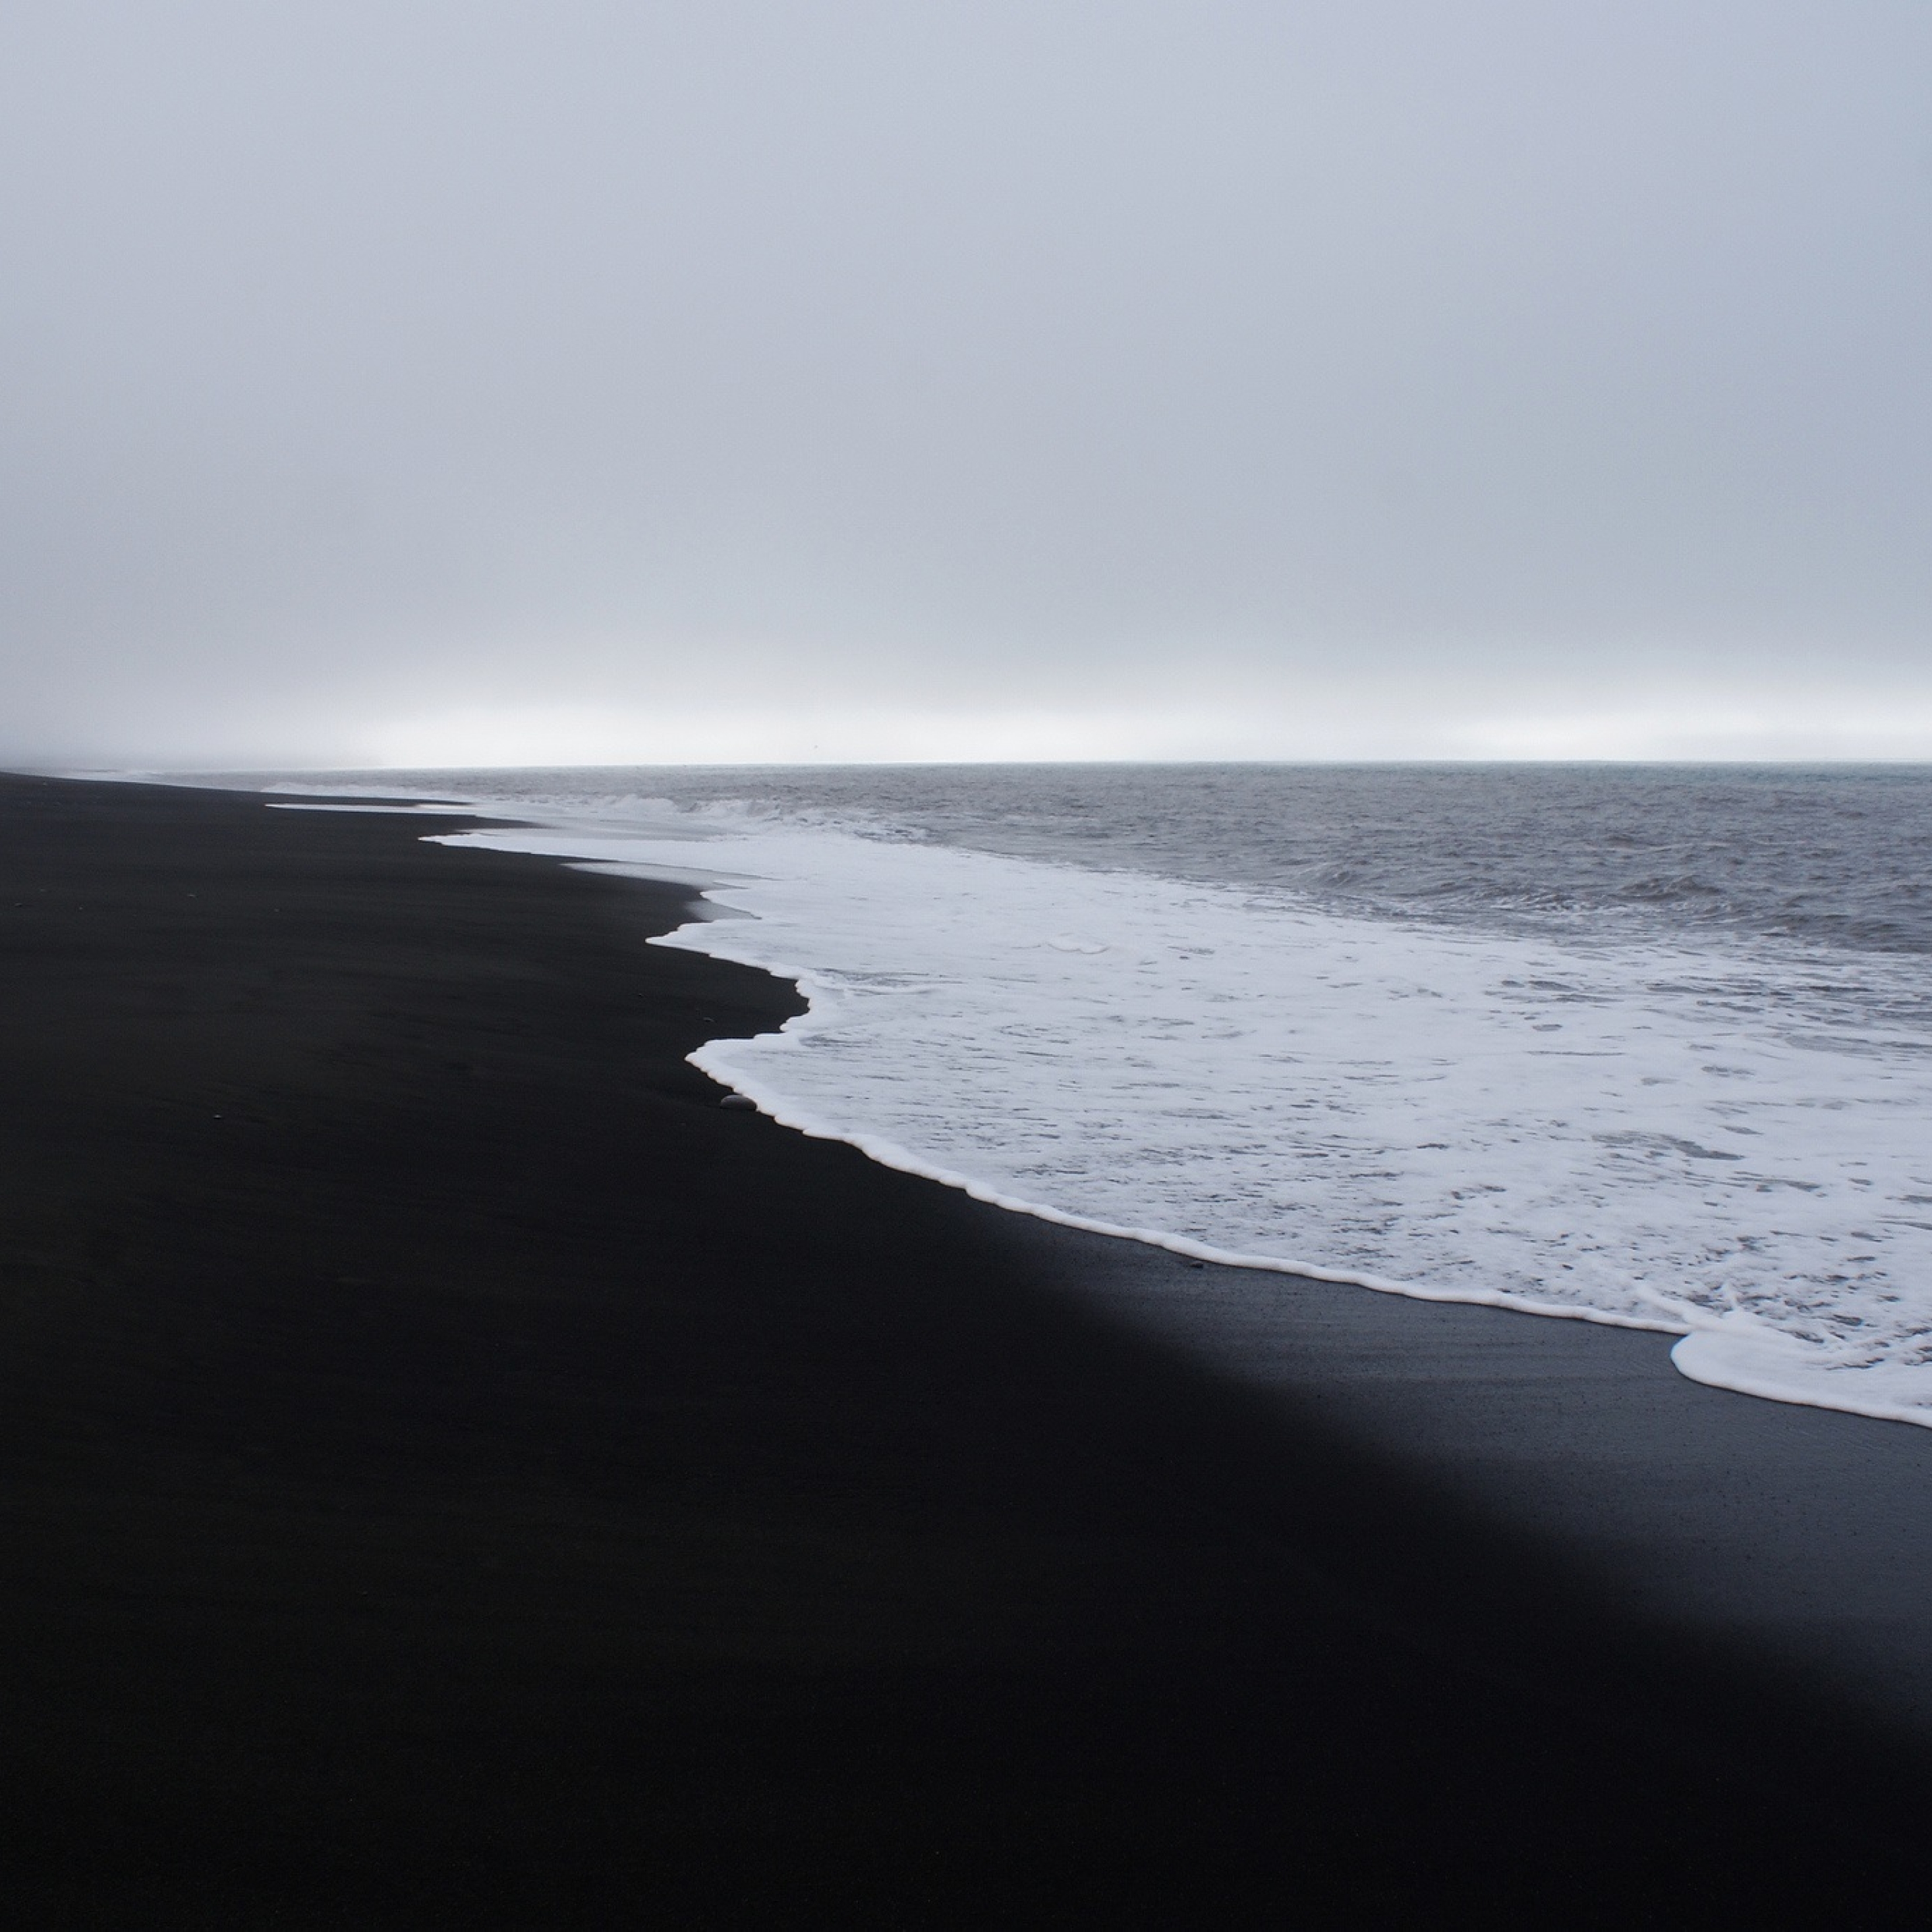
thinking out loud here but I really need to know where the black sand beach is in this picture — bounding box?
[3,770,1929,1927]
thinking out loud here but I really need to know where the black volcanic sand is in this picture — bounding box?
[1,771,1927,1927]
[1084,1241,1932,1736]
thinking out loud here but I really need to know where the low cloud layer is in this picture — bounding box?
[4,1,1928,764]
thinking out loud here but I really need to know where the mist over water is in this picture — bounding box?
[248,762,1932,1425]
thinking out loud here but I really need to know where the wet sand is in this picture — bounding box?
[1050,1234,1932,1734]
[0,770,1927,1926]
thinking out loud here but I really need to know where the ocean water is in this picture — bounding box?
[262,764,1932,1427]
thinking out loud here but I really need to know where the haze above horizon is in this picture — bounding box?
[4,3,1928,767]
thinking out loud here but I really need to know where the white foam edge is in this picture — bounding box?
[703,1043,1690,1320]
[264,802,463,814]
[700,1026,1932,1430]
[430,828,1932,1433]
[1666,1332,1932,1431]
[661,926,1694,1338]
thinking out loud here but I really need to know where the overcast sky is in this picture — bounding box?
[3,1,1928,766]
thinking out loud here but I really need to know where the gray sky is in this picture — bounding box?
[3,0,1928,766]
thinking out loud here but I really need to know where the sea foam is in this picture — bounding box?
[429,805,1932,1429]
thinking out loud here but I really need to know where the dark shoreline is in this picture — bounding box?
[1,770,1927,1925]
